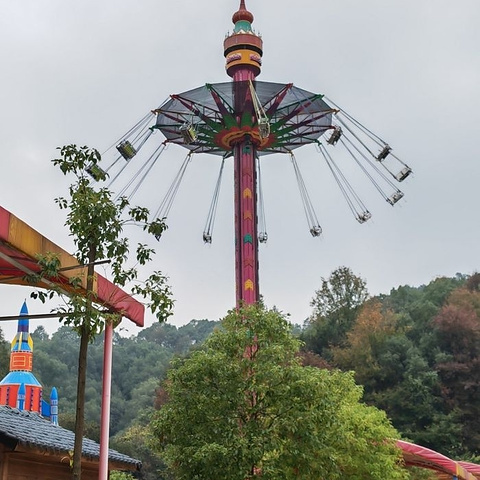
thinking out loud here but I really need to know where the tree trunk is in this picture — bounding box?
[72,245,96,480]
[72,325,89,480]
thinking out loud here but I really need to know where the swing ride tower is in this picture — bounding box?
[99,0,412,311]
[224,0,263,305]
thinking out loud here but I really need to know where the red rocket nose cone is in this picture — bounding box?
[232,0,254,24]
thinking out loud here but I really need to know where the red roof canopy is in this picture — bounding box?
[0,206,144,326]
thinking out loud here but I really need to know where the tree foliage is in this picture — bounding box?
[152,305,406,480]
[331,300,399,386]
[433,287,480,452]
[45,144,173,332]
[30,320,218,430]
[310,266,369,319]
[109,472,135,480]
[29,144,174,479]
[303,266,368,358]
[0,328,10,380]
[111,423,170,480]
[302,269,480,459]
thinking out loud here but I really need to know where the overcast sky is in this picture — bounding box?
[1,1,479,339]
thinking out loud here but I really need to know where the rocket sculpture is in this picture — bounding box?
[0,301,58,424]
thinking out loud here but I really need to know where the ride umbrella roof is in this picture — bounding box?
[154,81,335,156]
[0,206,144,326]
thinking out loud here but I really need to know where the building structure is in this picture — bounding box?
[0,405,141,479]
[0,301,141,478]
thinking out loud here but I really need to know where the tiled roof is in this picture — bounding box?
[0,406,141,468]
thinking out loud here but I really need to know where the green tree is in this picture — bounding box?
[109,472,135,480]
[32,145,173,479]
[151,305,406,480]
[331,300,399,387]
[112,422,169,480]
[303,266,369,358]
[0,327,10,379]
[320,275,480,458]
[423,276,466,307]
[433,293,480,454]
[32,325,50,342]
[328,296,448,453]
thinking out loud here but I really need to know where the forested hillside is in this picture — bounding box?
[301,269,480,460]
[2,321,217,433]
[1,270,479,478]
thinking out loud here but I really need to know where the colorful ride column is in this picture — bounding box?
[151,0,334,307]
[224,0,263,305]
[147,1,391,312]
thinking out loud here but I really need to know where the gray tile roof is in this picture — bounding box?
[0,406,141,468]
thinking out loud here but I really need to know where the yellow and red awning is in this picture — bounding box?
[0,206,144,326]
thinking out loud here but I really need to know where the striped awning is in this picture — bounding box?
[0,206,144,326]
[398,440,479,480]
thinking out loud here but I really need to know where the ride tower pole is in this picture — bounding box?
[224,0,263,306]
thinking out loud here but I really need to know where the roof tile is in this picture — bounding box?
[0,406,140,468]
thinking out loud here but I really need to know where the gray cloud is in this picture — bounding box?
[1,1,479,339]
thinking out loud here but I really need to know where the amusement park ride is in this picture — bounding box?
[89,0,412,307]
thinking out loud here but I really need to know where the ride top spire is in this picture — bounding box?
[224,0,263,80]
[232,0,254,26]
